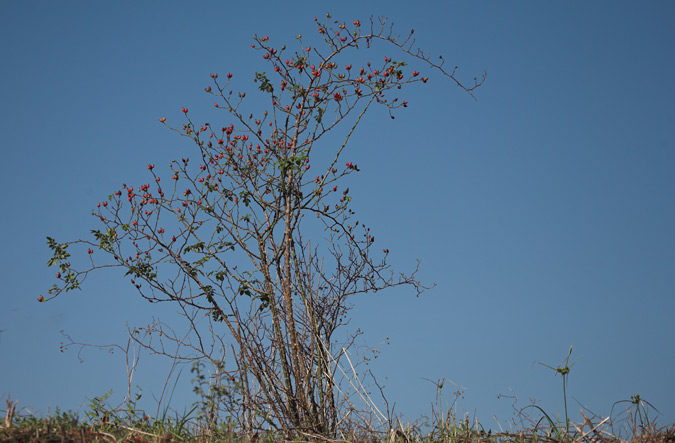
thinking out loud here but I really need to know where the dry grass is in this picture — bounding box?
[2,396,674,443]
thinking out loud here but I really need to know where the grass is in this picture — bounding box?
[2,393,674,443]
[3,350,673,442]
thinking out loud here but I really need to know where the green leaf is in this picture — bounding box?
[254,72,274,94]
[315,107,325,123]
[184,241,205,253]
[46,237,71,266]
[203,285,215,303]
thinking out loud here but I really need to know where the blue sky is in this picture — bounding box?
[1,0,674,429]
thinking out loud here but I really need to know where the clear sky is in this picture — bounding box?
[1,0,674,430]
